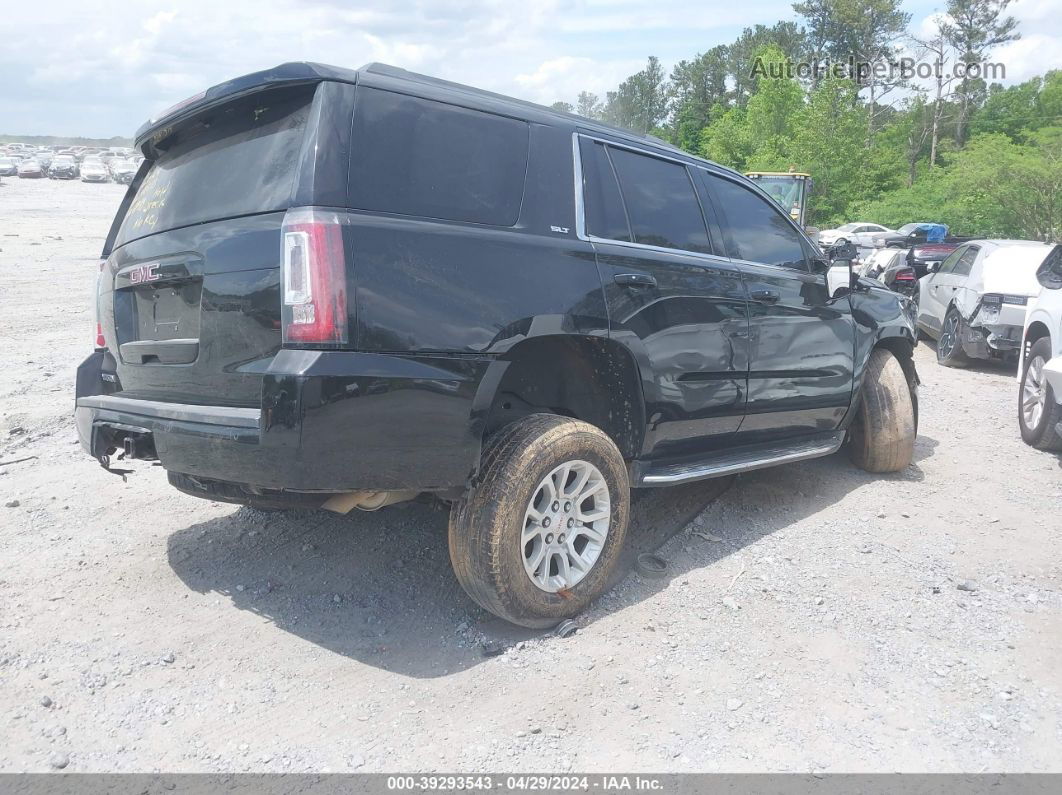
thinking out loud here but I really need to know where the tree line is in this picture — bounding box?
[550,0,1060,241]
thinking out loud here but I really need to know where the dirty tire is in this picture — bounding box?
[448,414,630,628]
[849,348,916,473]
[936,308,969,368]
[1018,338,1062,451]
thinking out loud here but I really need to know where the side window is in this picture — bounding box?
[952,246,979,277]
[706,174,807,269]
[937,247,965,274]
[579,139,630,242]
[348,88,529,226]
[606,146,712,254]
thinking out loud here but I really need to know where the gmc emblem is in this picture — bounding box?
[129,263,160,284]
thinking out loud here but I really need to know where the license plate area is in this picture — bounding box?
[113,261,202,365]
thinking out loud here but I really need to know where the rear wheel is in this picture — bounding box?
[936,308,968,368]
[849,348,916,473]
[1018,338,1062,451]
[448,414,630,628]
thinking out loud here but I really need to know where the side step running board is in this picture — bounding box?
[634,432,845,486]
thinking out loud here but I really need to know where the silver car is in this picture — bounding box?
[819,222,894,249]
[917,240,1054,367]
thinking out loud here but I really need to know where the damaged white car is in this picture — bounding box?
[1018,244,1062,450]
[916,240,1054,368]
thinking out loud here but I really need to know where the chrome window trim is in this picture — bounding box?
[571,131,729,265]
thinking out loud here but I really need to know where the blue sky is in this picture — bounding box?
[1,0,1059,138]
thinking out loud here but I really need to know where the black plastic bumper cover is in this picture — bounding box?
[75,348,497,492]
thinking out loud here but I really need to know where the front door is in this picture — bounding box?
[576,135,749,460]
[702,170,856,441]
[919,245,977,333]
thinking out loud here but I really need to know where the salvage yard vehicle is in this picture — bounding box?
[819,222,893,249]
[917,240,1055,368]
[1018,245,1062,450]
[109,158,137,185]
[49,155,78,179]
[74,62,920,628]
[0,156,17,176]
[79,161,109,182]
[17,158,44,178]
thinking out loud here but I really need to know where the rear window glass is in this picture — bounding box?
[348,88,529,226]
[114,85,313,246]
[579,139,630,242]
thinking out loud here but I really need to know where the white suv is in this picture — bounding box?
[1019,244,1062,450]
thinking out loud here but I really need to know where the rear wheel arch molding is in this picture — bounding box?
[473,334,647,464]
[1024,320,1051,352]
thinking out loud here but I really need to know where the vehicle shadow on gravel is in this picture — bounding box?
[166,439,936,678]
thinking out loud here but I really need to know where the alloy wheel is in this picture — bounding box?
[521,459,611,593]
[1022,355,1047,431]
[939,313,958,359]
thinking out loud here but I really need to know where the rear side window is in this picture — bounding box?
[579,139,630,242]
[953,246,979,276]
[606,147,711,254]
[937,247,965,274]
[707,174,807,269]
[349,88,529,226]
[115,85,314,246]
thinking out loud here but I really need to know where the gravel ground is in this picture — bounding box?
[1,177,1060,774]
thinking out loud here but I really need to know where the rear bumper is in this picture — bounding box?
[962,322,1023,358]
[76,348,499,493]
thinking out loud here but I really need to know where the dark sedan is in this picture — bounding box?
[49,156,79,179]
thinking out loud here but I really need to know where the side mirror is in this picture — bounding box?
[927,261,941,274]
[809,257,830,275]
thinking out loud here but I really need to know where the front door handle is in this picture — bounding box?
[614,273,657,288]
[750,288,780,304]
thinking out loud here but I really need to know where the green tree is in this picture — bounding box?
[700,105,752,170]
[789,77,869,223]
[669,46,729,149]
[947,129,1062,240]
[602,56,670,133]
[942,0,1020,145]
[576,91,603,119]
[727,22,808,103]
[743,45,804,166]
[550,101,574,113]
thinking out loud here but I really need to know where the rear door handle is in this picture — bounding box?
[614,273,657,288]
[750,288,780,304]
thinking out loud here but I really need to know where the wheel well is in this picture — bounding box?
[1024,321,1050,356]
[484,335,645,459]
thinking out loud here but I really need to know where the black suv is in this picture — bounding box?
[75,63,919,627]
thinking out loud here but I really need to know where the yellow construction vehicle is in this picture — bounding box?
[745,169,812,229]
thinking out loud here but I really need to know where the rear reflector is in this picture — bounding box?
[94,259,107,350]
[280,208,348,345]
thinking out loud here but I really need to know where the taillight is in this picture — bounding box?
[894,268,915,281]
[94,259,106,350]
[280,208,348,346]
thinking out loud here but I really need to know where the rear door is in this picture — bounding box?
[577,136,750,459]
[703,170,855,441]
[101,82,348,407]
[919,245,976,332]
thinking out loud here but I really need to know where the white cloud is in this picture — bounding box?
[1,0,1059,138]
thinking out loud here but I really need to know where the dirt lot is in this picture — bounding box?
[1,177,1060,774]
